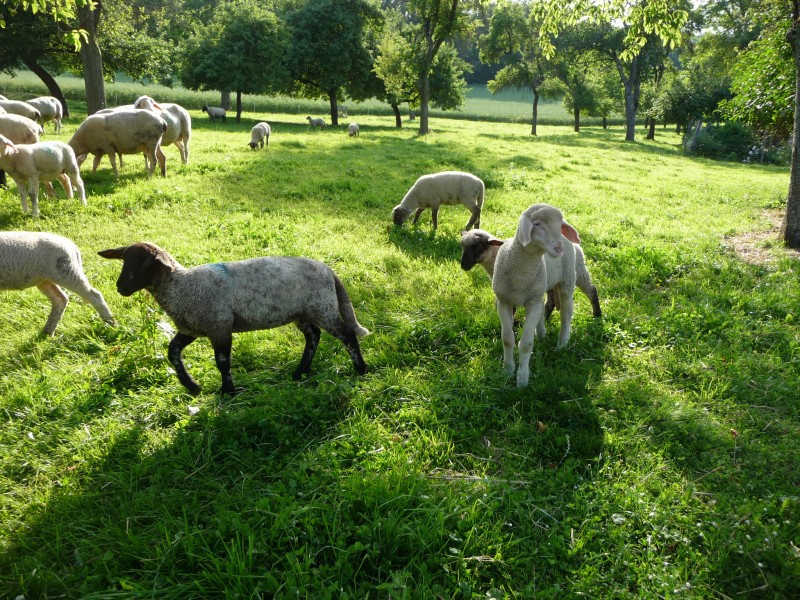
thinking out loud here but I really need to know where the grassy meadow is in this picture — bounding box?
[0,77,798,598]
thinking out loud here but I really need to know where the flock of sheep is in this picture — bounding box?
[0,93,601,394]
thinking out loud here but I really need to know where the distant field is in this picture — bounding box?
[0,70,593,126]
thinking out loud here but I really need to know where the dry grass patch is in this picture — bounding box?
[723,209,800,265]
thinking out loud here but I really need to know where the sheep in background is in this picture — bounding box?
[134,95,192,164]
[306,116,326,130]
[0,232,114,335]
[248,122,271,149]
[68,108,167,178]
[459,228,602,319]
[392,171,484,231]
[0,99,41,123]
[347,123,360,137]
[99,242,370,395]
[338,106,348,118]
[26,96,64,134]
[492,204,581,387]
[202,104,226,123]
[0,134,86,218]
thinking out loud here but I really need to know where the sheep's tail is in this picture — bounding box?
[334,274,369,337]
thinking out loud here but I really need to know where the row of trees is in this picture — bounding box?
[1,0,799,247]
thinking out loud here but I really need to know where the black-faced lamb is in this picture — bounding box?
[248,122,271,149]
[347,123,360,137]
[134,95,192,165]
[0,232,114,335]
[306,116,326,130]
[492,204,581,387]
[98,242,370,395]
[0,134,86,218]
[26,96,63,134]
[68,109,167,178]
[202,104,226,123]
[392,171,484,231]
[459,228,601,319]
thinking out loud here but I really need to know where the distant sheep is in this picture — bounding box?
[459,228,601,319]
[0,99,41,123]
[99,242,370,395]
[347,123,360,137]
[26,96,64,133]
[134,95,192,165]
[248,122,271,149]
[338,106,348,118]
[306,116,326,130]
[0,134,86,218]
[492,204,581,387]
[0,232,114,335]
[392,171,484,230]
[202,104,226,123]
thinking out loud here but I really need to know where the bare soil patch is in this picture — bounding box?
[723,209,800,266]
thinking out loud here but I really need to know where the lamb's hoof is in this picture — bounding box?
[186,383,202,396]
[219,385,239,396]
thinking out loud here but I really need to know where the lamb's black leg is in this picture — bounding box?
[168,333,201,395]
[411,207,425,225]
[545,290,556,321]
[211,336,236,395]
[326,322,367,375]
[293,319,321,379]
[431,207,439,230]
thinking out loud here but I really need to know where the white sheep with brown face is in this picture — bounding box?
[459,228,601,320]
[99,242,370,395]
[492,204,581,387]
[392,171,484,231]
[0,232,114,335]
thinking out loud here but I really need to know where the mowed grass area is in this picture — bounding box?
[0,87,798,598]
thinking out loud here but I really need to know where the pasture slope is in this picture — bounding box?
[0,92,797,598]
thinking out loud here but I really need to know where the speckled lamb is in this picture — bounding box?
[392,171,484,230]
[0,232,114,335]
[99,242,370,395]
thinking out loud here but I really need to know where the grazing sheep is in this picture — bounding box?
[492,204,581,387]
[68,109,167,178]
[248,122,271,149]
[98,242,370,395]
[459,228,602,319]
[338,105,348,118]
[26,96,63,134]
[0,113,43,188]
[0,106,6,114]
[0,232,114,335]
[347,123,360,137]
[133,95,192,164]
[306,116,326,130]
[0,99,41,123]
[0,134,86,217]
[392,171,484,231]
[202,104,226,123]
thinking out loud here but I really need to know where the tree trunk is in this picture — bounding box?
[782,7,800,248]
[418,72,431,135]
[573,107,580,133]
[602,117,608,129]
[78,2,106,115]
[22,57,70,117]
[329,90,339,127]
[391,102,402,128]
[531,91,539,136]
[646,116,656,140]
[220,91,231,110]
[235,90,243,123]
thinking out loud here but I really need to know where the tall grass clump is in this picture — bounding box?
[0,79,797,599]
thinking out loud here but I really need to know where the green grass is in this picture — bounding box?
[0,82,798,598]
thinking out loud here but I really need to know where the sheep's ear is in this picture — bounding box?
[98,247,127,260]
[517,213,533,246]
[561,220,581,244]
[1,138,17,153]
[488,239,504,247]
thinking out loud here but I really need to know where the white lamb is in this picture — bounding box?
[347,123,360,137]
[133,95,192,164]
[26,96,64,134]
[248,122,271,149]
[0,134,86,218]
[0,113,43,188]
[392,171,484,230]
[0,99,41,123]
[492,204,581,387]
[0,232,114,335]
[459,228,602,319]
[306,116,326,130]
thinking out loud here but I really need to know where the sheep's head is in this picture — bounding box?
[460,229,503,271]
[392,205,412,226]
[99,242,177,296]
[134,95,159,111]
[248,141,259,150]
[516,204,581,258]
[0,134,18,158]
